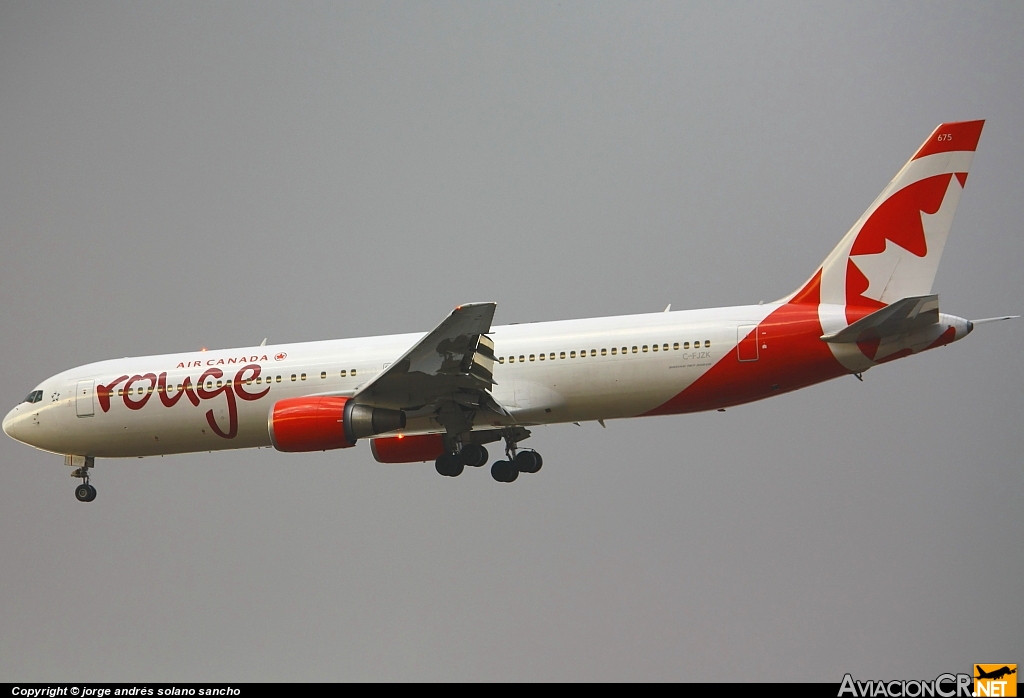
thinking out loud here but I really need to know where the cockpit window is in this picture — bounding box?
[23,390,43,404]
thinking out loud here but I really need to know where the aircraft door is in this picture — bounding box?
[76,380,95,417]
[737,324,759,362]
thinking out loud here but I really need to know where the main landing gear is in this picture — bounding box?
[432,433,543,484]
[490,449,542,483]
[435,443,489,477]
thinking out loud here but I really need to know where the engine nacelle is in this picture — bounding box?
[370,433,446,463]
[269,396,406,452]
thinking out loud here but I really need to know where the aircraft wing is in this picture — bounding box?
[821,295,939,344]
[353,303,507,419]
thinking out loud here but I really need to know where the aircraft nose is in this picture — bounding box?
[3,406,27,444]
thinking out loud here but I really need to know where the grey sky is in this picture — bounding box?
[1,1,1021,681]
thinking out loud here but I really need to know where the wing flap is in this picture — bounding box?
[354,302,499,410]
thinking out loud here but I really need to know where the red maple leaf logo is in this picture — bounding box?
[274,352,287,361]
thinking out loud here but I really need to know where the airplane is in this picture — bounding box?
[4,120,1016,502]
[975,666,1016,681]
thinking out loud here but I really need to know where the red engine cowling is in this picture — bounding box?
[269,396,355,452]
[269,396,407,452]
[370,433,445,463]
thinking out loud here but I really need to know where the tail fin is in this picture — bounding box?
[786,120,985,310]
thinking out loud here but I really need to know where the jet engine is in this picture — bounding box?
[370,433,446,463]
[269,396,406,452]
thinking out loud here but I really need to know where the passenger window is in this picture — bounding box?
[663,344,669,351]
[560,352,566,359]
[301,373,307,380]
[498,357,505,364]
[684,342,690,349]
[519,355,525,363]
[509,356,515,363]
[529,354,535,362]
[601,348,607,356]
[705,340,711,348]
[588,349,594,357]
[549,353,555,360]
[632,346,638,353]
[673,343,679,350]
[177,384,183,390]
[320,371,326,379]
[611,347,617,355]
[351,370,357,376]
[539,354,545,361]
[642,345,648,352]
[570,351,576,358]
[290,375,296,381]
[652,344,659,352]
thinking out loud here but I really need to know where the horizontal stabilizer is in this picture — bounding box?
[970,315,1020,325]
[822,295,939,344]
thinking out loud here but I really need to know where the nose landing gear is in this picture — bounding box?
[67,455,96,502]
[74,481,97,502]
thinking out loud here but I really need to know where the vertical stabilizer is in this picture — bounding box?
[785,120,984,315]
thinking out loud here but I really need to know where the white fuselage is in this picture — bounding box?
[3,303,781,459]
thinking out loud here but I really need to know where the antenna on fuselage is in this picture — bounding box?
[260,338,267,346]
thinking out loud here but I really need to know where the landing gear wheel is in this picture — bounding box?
[75,483,95,502]
[459,444,489,467]
[435,453,464,477]
[491,460,519,483]
[514,450,542,474]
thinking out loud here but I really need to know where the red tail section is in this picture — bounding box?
[647,122,984,416]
